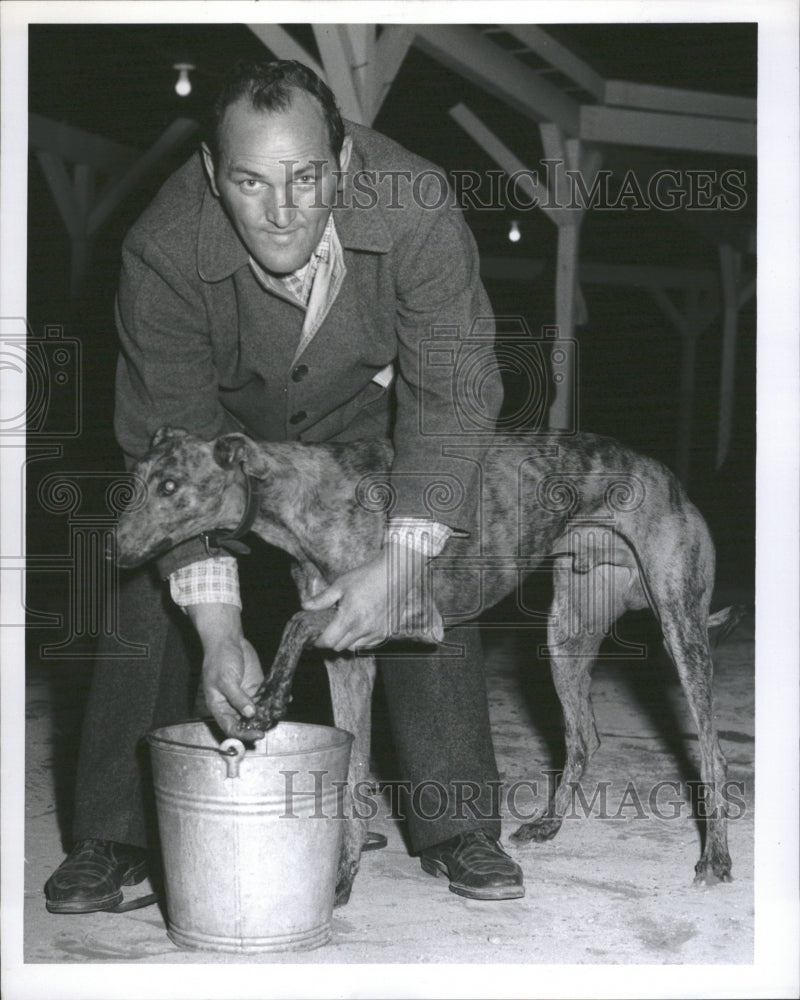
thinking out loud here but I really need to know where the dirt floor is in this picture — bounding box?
[17,584,757,993]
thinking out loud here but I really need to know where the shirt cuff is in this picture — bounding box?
[169,556,242,610]
[385,518,454,557]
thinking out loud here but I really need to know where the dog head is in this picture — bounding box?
[116,427,265,568]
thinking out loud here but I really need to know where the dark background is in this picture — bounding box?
[26,22,757,657]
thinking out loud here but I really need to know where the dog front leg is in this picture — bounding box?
[247,608,336,731]
[324,653,377,907]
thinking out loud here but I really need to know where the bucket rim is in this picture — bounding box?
[146,719,354,758]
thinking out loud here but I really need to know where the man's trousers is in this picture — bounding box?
[72,551,501,853]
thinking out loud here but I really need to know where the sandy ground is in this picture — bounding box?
[18,587,755,991]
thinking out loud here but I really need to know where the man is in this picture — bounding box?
[45,58,523,913]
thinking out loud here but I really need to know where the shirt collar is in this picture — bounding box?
[196,128,392,283]
[248,213,335,305]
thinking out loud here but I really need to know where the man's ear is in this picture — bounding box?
[201,142,221,197]
[337,135,352,182]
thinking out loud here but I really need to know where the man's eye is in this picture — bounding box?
[158,479,178,496]
[240,179,262,191]
[294,173,317,185]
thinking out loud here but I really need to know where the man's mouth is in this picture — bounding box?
[264,229,299,241]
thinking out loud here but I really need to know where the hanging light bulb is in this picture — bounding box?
[508,220,521,243]
[173,63,195,97]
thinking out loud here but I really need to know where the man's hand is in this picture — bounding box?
[186,603,265,737]
[301,543,442,651]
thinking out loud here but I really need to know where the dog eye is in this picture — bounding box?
[158,479,178,496]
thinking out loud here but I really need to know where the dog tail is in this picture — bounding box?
[707,604,747,646]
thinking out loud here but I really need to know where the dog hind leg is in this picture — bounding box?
[512,560,637,845]
[640,507,732,884]
[660,603,732,883]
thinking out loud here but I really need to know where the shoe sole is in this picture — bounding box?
[45,860,148,914]
[420,855,525,901]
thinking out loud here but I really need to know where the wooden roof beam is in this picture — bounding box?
[29,113,138,173]
[87,118,198,236]
[312,25,367,124]
[344,24,377,122]
[413,24,580,134]
[480,256,718,292]
[246,24,325,79]
[580,105,756,157]
[448,104,557,223]
[501,25,606,102]
[604,79,756,121]
[373,26,415,117]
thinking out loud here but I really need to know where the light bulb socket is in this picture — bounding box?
[173,63,195,98]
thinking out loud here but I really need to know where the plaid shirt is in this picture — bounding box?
[249,214,333,308]
[170,215,452,610]
[169,519,452,609]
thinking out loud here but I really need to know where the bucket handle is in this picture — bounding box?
[219,738,246,778]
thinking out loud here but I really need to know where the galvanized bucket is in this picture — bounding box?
[147,720,353,953]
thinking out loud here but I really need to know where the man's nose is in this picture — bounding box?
[263,187,294,228]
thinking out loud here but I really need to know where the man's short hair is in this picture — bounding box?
[207,58,346,161]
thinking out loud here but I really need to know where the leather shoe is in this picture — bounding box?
[420,830,524,900]
[45,839,148,914]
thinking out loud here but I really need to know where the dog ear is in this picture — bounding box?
[214,433,272,478]
[213,433,248,470]
[151,426,189,449]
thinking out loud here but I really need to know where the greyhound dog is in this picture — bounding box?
[116,425,739,905]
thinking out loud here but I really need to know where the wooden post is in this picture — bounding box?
[538,124,601,431]
[716,244,741,470]
[676,290,701,484]
[648,285,719,484]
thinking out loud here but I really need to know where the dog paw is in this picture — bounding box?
[334,874,354,908]
[693,860,733,886]
[333,858,359,908]
[510,815,563,844]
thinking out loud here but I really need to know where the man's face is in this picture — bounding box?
[203,90,351,274]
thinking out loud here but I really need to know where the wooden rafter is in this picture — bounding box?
[247,23,411,126]
[480,257,719,293]
[501,25,606,102]
[448,104,556,222]
[374,26,415,116]
[413,24,581,134]
[246,24,325,79]
[29,112,138,174]
[604,80,756,121]
[30,114,197,295]
[312,25,367,124]
[345,24,377,123]
[580,105,756,157]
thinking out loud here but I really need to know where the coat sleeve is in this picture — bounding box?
[114,234,229,465]
[114,232,240,576]
[390,174,503,533]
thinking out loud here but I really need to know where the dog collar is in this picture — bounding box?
[201,465,261,558]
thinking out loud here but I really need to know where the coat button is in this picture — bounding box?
[291,364,309,382]
[289,410,307,425]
